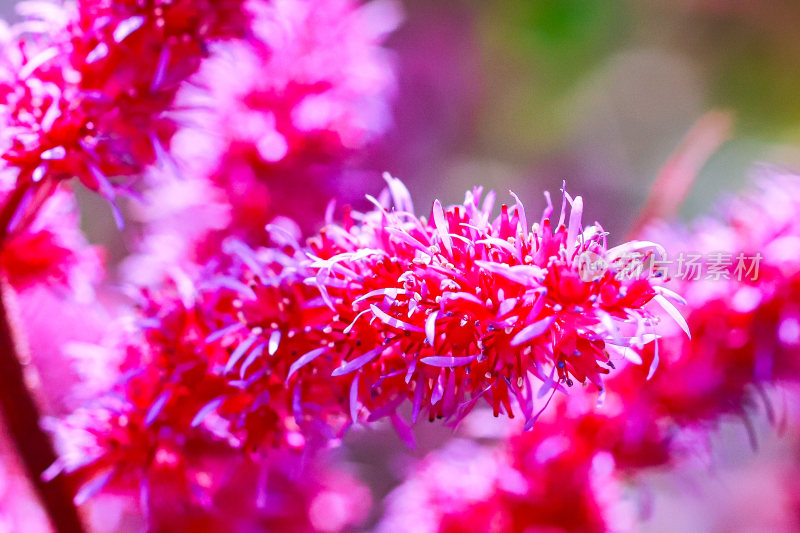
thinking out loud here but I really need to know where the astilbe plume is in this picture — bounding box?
[523,168,800,470]
[290,176,678,429]
[124,0,400,284]
[0,0,249,229]
[57,177,680,506]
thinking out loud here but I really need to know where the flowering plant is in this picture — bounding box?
[0,2,797,533]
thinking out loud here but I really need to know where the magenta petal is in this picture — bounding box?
[421,355,477,368]
[349,374,360,424]
[191,397,224,428]
[144,390,171,426]
[511,316,556,346]
[433,199,453,256]
[287,347,328,382]
[332,346,384,376]
[390,413,416,449]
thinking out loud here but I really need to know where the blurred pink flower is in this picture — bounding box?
[378,437,634,533]
[124,0,401,284]
[0,182,112,414]
[638,167,800,426]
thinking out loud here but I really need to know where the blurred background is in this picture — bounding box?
[3,0,800,531]
[371,0,800,234]
[5,0,800,260]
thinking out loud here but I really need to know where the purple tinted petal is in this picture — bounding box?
[332,346,383,376]
[74,469,115,505]
[647,338,660,380]
[566,195,583,257]
[510,190,527,235]
[240,342,266,378]
[287,347,327,382]
[421,355,477,368]
[225,334,259,374]
[349,374,360,424]
[411,374,424,423]
[431,370,445,406]
[511,316,556,346]
[371,304,423,332]
[151,44,170,91]
[653,294,691,339]
[205,323,245,343]
[425,311,438,347]
[113,15,145,42]
[432,199,453,256]
[191,397,224,428]
[390,413,416,449]
[144,391,171,426]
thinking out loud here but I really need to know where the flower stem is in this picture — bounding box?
[0,282,86,533]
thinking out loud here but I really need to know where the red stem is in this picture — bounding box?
[0,271,86,530]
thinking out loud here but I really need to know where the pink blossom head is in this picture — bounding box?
[289,176,681,429]
[177,0,399,164]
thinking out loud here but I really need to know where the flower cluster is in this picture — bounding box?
[292,176,678,427]
[124,0,401,285]
[0,0,249,228]
[57,177,679,501]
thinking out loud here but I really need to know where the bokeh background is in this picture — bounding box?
[3,0,800,531]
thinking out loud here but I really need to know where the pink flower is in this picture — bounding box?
[124,0,401,284]
[58,179,681,504]
[0,0,250,226]
[294,176,677,428]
